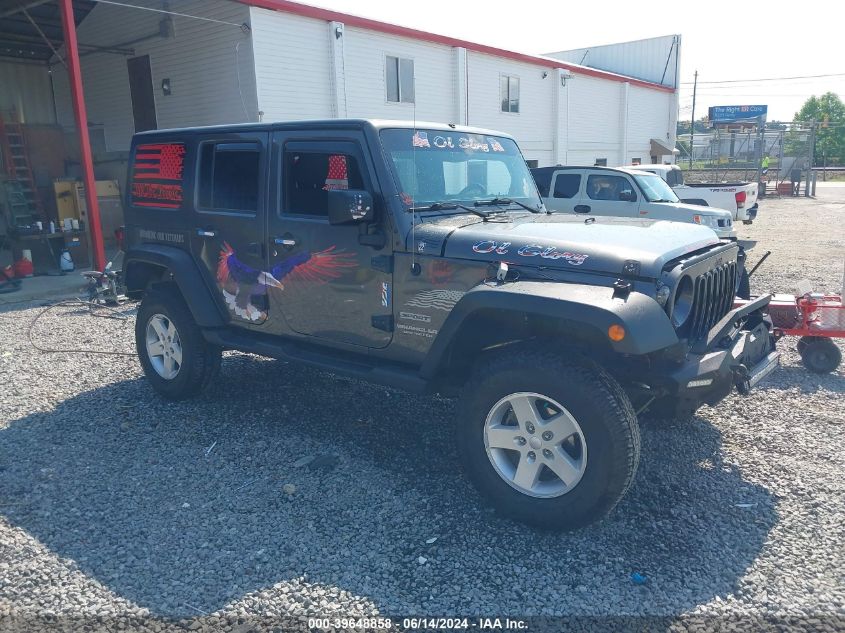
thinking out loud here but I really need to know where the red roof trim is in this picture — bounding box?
[239,0,675,93]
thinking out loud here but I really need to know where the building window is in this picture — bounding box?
[594,158,608,167]
[386,56,414,103]
[525,159,539,169]
[197,142,260,213]
[500,74,520,113]
[631,158,642,165]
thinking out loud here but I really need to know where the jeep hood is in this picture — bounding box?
[410,214,723,277]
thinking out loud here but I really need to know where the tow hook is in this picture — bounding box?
[733,364,751,395]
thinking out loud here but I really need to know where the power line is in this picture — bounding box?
[680,72,845,85]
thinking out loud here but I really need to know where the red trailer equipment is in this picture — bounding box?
[736,292,843,374]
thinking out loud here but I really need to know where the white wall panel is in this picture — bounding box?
[342,26,455,122]
[250,8,334,122]
[626,85,675,163]
[466,52,554,166]
[547,35,681,88]
[565,76,624,166]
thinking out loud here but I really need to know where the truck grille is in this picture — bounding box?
[689,262,738,340]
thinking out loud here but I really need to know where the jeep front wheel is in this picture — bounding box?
[136,286,221,399]
[457,345,640,530]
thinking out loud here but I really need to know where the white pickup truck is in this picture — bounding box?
[626,164,759,225]
[531,166,737,240]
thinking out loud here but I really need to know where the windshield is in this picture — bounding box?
[632,172,680,203]
[379,128,542,211]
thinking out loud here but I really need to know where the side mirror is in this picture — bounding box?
[618,190,636,202]
[327,189,374,225]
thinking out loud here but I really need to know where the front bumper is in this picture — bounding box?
[743,203,759,224]
[660,294,779,407]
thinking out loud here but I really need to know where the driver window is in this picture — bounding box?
[283,151,364,216]
[586,175,636,202]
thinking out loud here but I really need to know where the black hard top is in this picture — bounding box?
[133,119,515,140]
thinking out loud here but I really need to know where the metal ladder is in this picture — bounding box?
[0,112,43,216]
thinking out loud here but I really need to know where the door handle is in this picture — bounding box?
[274,237,296,246]
[574,205,591,214]
[196,229,216,237]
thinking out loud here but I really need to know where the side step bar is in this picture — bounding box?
[203,328,429,394]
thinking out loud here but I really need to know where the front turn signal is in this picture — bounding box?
[608,324,626,342]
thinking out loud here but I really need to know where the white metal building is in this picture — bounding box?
[5,0,681,175]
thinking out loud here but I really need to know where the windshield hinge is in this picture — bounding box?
[613,278,632,296]
[371,255,393,274]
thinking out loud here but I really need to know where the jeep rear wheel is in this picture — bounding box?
[136,285,221,399]
[457,345,640,530]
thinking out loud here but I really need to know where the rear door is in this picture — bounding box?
[548,171,583,213]
[266,131,392,349]
[189,132,270,328]
[582,170,641,218]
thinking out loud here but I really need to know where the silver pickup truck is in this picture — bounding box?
[531,166,737,240]
[626,164,759,224]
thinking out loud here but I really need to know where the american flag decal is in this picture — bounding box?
[489,138,505,152]
[412,131,430,148]
[323,154,349,191]
[131,142,185,209]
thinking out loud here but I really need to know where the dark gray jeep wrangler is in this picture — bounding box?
[123,120,779,530]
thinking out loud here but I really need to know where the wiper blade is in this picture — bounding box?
[475,197,542,213]
[412,201,490,219]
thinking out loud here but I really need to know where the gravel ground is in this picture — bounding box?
[0,190,843,632]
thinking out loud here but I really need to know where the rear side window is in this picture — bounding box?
[666,169,683,187]
[553,173,581,198]
[197,142,260,213]
[131,142,186,209]
[283,151,364,216]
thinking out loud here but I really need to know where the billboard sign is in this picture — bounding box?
[708,105,768,124]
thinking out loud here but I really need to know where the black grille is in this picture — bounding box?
[689,262,737,340]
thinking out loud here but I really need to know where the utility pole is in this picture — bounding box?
[805,120,815,197]
[689,70,698,170]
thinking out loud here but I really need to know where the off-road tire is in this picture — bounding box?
[799,337,842,374]
[457,344,640,530]
[136,284,221,399]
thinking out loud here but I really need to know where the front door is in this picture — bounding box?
[267,133,392,349]
[190,132,270,328]
[582,171,641,218]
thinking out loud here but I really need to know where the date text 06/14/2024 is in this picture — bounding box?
[308,617,528,630]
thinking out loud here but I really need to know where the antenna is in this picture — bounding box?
[411,69,418,274]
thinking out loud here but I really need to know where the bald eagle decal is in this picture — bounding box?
[216,243,356,322]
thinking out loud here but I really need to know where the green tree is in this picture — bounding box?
[676,116,710,137]
[793,92,845,166]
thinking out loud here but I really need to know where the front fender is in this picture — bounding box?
[124,244,225,328]
[420,281,678,379]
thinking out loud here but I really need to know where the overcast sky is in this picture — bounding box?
[304,0,842,122]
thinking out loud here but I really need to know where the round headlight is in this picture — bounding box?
[671,276,695,328]
[656,284,671,306]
